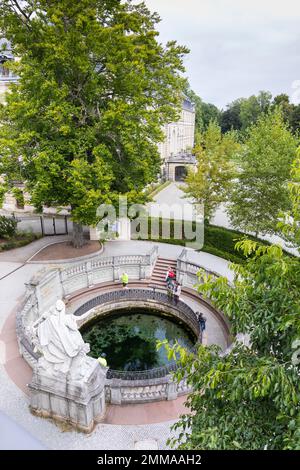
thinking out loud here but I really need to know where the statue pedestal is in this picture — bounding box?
[29,357,107,433]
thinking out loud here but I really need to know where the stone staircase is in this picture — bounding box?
[150,257,177,289]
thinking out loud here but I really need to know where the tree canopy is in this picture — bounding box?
[161,237,300,450]
[183,121,239,222]
[228,109,298,235]
[0,0,188,245]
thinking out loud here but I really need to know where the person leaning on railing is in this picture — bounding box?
[121,272,129,288]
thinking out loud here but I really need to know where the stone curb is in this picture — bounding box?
[27,241,104,264]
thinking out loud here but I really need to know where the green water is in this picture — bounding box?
[81,308,196,371]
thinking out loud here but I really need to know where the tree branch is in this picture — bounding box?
[10,0,31,21]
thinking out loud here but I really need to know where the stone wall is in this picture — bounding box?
[16,247,231,405]
[17,248,159,367]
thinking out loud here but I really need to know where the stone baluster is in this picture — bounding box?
[166,381,178,401]
[86,260,94,287]
[113,257,120,281]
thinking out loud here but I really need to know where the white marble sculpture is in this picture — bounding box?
[34,299,90,377]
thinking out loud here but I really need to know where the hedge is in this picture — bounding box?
[135,218,273,264]
[0,232,41,252]
[0,215,18,238]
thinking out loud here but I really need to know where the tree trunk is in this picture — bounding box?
[72,222,85,248]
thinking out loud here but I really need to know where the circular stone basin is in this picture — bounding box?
[81,308,197,371]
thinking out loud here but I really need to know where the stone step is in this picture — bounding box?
[156,261,176,267]
[152,271,176,278]
[159,257,177,262]
[152,267,177,274]
[153,267,176,273]
[150,276,166,281]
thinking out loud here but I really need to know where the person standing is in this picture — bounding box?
[197,312,207,342]
[174,282,181,305]
[167,279,175,301]
[165,266,175,288]
[121,271,129,288]
[98,353,108,368]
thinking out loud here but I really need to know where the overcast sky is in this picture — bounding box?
[144,0,300,109]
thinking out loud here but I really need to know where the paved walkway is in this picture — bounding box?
[147,182,199,221]
[211,203,299,256]
[101,240,234,281]
[0,411,46,450]
[147,182,299,256]
[0,235,71,264]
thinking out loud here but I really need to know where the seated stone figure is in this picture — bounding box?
[35,299,90,377]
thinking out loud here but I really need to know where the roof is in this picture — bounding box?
[182,96,195,113]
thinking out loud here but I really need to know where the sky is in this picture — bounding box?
[144,0,300,109]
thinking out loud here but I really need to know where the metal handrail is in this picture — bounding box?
[107,362,178,381]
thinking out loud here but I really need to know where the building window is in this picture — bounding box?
[0,63,10,78]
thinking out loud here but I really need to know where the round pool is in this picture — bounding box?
[81,307,196,371]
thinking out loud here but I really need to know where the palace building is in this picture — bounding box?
[159,97,196,181]
[0,40,17,103]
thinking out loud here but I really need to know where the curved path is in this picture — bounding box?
[0,239,233,450]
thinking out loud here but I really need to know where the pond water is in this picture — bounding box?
[81,308,196,371]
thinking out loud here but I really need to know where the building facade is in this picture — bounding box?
[0,40,18,104]
[159,97,196,181]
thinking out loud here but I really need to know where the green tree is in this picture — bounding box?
[279,147,300,246]
[0,0,188,246]
[220,92,272,134]
[239,91,272,131]
[161,240,300,450]
[272,94,300,135]
[201,102,221,130]
[290,105,300,135]
[185,86,220,135]
[220,98,244,133]
[228,109,298,236]
[183,122,239,222]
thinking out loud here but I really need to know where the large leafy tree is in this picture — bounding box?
[162,240,300,450]
[162,149,300,450]
[220,98,244,133]
[272,94,300,135]
[228,109,298,236]
[239,91,272,131]
[279,147,300,247]
[183,121,239,222]
[0,0,188,246]
[220,91,272,134]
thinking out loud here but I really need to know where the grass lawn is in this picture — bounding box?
[133,217,291,264]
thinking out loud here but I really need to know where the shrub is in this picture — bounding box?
[0,232,41,251]
[0,184,7,208]
[12,187,25,209]
[136,217,275,264]
[0,215,18,238]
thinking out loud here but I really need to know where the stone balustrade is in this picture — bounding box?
[16,247,159,368]
[176,248,220,289]
[16,245,231,405]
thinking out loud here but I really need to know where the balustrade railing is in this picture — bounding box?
[177,248,220,287]
[74,288,200,381]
